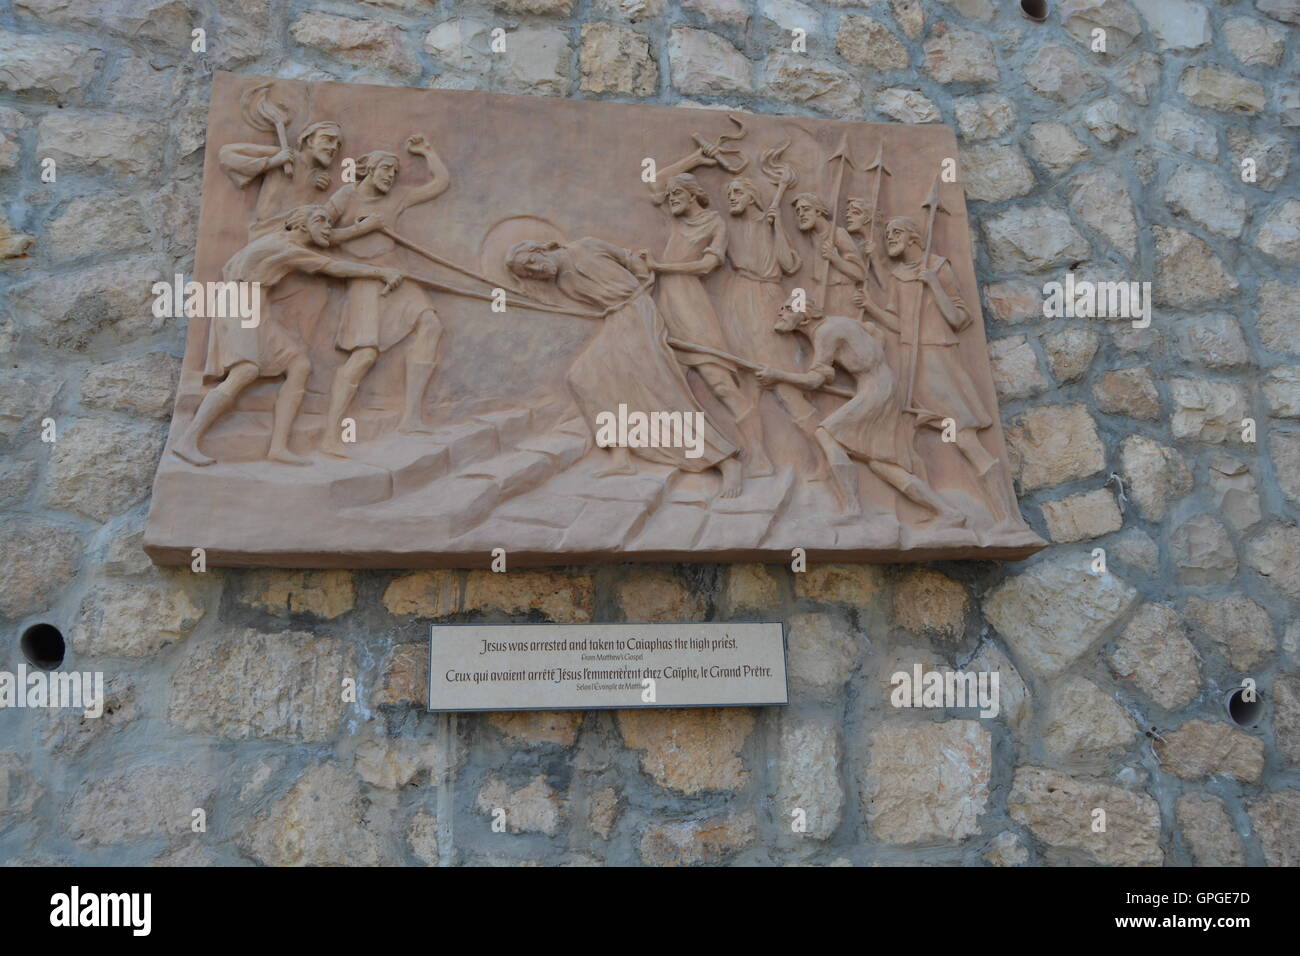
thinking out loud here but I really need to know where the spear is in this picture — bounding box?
[900,174,949,415]
[856,142,891,324]
[862,141,891,262]
[817,133,855,310]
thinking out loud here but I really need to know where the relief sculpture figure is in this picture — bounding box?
[720,174,820,443]
[506,237,744,497]
[171,205,402,468]
[858,217,1014,518]
[318,135,451,456]
[756,300,965,529]
[642,143,770,480]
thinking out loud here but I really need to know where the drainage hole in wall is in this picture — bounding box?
[1227,687,1264,727]
[20,623,65,670]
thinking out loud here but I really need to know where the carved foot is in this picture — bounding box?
[927,510,968,531]
[717,462,743,499]
[592,462,636,478]
[268,448,312,466]
[397,418,436,435]
[171,440,215,467]
[744,451,775,479]
[318,439,353,460]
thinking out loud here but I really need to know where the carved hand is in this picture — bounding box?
[819,236,835,259]
[755,367,783,388]
[359,214,389,235]
[851,290,866,309]
[271,148,294,170]
[379,269,404,294]
[312,170,330,190]
[406,134,430,155]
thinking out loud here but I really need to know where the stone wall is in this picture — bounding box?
[2,0,1298,866]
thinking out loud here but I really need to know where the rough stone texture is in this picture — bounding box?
[986,557,1136,678]
[1094,367,1161,420]
[1120,435,1192,521]
[1042,328,1099,384]
[3,0,1297,870]
[1170,378,1248,444]
[68,764,216,847]
[1257,201,1300,265]
[241,764,392,866]
[1163,165,1248,238]
[579,22,657,97]
[795,564,885,605]
[774,719,843,840]
[1246,523,1300,598]
[1183,595,1275,671]
[1027,123,1089,174]
[168,628,356,742]
[79,353,180,419]
[1174,316,1250,369]
[1004,404,1106,491]
[617,708,755,794]
[954,95,1015,141]
[71,573,206,658]
[1042,676,1137,762]
[1170,514,1238,586]
[0,520,82,618]
[640,810,756,866]
[45,420,165,522]
[962,145,1034,203]
[1179,67,1266,114]
[290,12,419,79]
[1247,791,1300,867]
[892,568,968,639]
[836,16,908,70]
[987,336,1046,400]
[1177,794,1245,865]
[1109,603,1201,711]
[1008,767,1162,865]
[476,776,563,835]
[236,569,356,619]
[1155,720,1265,782]
[984,205,1090,275]
[669,28,751,95]
[1040,489,1123,544]
[875,88,940,125]
[859,721,990,844]
[1276,675,1300,769]
[488,710,584,747]
[1069,167,1137,258]
[616,567,706,621]
[923,24,998,85]
[371,643,429,709]
[1153,227,1239,307]
[786,611,860,691]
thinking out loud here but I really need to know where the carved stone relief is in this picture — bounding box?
[144,72,1046,567]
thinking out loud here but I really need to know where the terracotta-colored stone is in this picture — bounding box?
[141,73,1042,569]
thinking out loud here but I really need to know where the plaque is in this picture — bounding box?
[143,72,1045,567]
[427,623,787,711]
